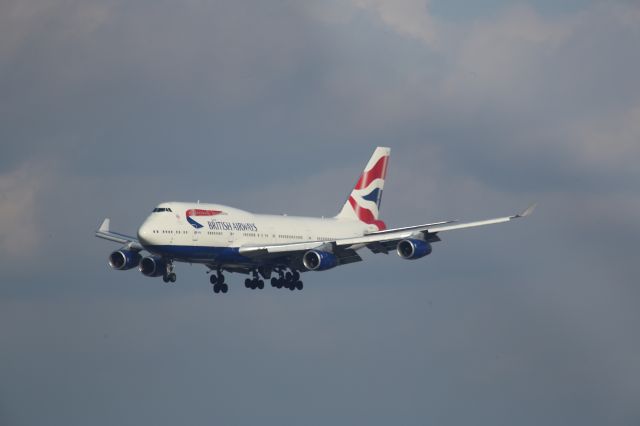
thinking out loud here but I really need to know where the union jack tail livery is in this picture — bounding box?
[336,146,390,230]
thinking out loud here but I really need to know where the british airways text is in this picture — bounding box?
[208,220,258,232]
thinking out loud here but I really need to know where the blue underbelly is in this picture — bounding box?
[144,245,248,263]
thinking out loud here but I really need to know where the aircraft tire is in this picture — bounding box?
[221,284,228,293]
[163,275,170,283]
[245,278,251,288]
[293,271,300,281]
[213,284,220,293]
[258,280,264,289]
[169,273,177,283]
[210,275,218,285]
[295,281,303,290]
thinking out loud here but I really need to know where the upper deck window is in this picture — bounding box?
[152,207,173,213]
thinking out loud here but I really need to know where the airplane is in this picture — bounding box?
[95,147,535,294]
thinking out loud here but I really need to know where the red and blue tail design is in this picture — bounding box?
[336,147,390,230]
[185,209,223,229]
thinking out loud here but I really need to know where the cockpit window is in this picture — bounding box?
[152,207,173,213]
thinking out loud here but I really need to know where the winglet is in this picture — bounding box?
[516,203,537,218]
[98,218,110,232]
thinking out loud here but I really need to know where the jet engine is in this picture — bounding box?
[396,239,432,260]
[108,250,142,270]
[303,250,338,271]
[139,256,167,277]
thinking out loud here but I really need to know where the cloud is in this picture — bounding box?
[567,103,640,180]
[442,4,574,103]
[0,161,52,258]
[353,0,439,47]
[2,1,640,425]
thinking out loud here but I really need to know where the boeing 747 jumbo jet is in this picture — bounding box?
[96,147,534,294]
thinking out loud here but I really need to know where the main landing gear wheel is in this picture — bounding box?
[245,276,264,290]
[213,282,228,293]
[211,271,227,294]
[271,270,303,291]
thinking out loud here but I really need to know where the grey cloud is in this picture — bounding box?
[1,1,640,425]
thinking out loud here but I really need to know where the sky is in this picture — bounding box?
[1,0,639,424]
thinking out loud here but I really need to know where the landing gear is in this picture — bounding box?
[163,263,177,283]
[245,270,265,290]
[208,267,302,293]
[270,268,303,291]
[211,270,228,294]
[213,283,228,293]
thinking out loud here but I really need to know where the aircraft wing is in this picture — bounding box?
[335,203,535,253]
[239,204,535,260]
[95,218,144,251]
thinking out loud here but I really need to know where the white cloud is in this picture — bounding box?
[442,4,575,104]
[353,0,438,47]
[0,0,112,66]
[0,162,52,258]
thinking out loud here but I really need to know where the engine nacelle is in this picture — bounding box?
[108,250,142,270]
[139,256,167,277]
[397,239,432,260]
[303,250,338,271]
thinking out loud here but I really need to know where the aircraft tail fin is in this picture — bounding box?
[335,147,390,230]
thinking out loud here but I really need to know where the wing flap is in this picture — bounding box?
[239,241,362,266]
[239,241,326,256]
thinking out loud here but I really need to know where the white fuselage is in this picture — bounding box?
[136,202,373,263]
